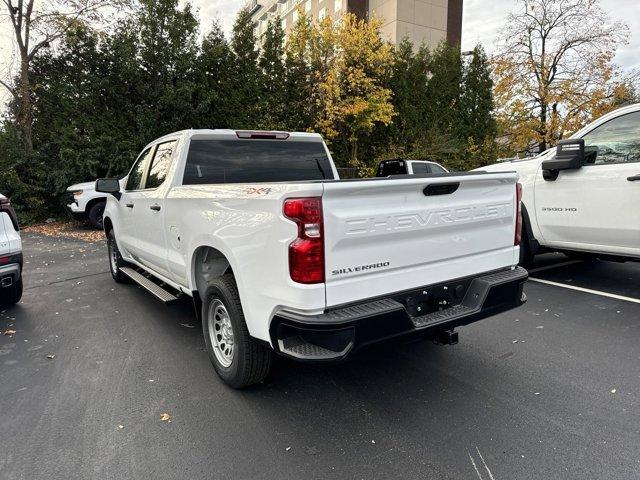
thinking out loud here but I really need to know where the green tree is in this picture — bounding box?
[0,0,129,152]
[194,22,235,129]
[230,7,262,128]
[135,0,199,138]
[460,46,495,144]
[259,17,287,129]
[283,13,314,132]
[383,39,430,152]
[425,41,463,136]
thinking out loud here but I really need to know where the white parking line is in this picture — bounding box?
[529,277,640,305]
[527,260,582,274]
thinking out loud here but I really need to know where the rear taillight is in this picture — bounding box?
[514,182,523,246]
[283,197,324,284]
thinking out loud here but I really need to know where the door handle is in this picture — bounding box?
[150,204,161,211]
[423,183,460,196]
[125,203,134,208]
[627,175,640,181]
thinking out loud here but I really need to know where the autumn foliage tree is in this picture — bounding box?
[493,0,635,155]
[287,12,395,169]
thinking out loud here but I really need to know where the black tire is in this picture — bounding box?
[107,229,131,283]
[88,201,106,229]
[202,274,272,388]
[519,233,534,266]
[0,276,22,306]
[518,215,535,267]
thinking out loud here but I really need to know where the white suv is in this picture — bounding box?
[0,194,23,305]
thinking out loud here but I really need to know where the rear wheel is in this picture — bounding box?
[202,274,272,388]
[88,201,106,229]
[519,216,535,267]
[519,235,534,266]
[107,230,130,283]
[0,276,22,306]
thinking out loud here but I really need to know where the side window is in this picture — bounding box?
[581,110,640,165]
[430,163,447,174]
[411,162,430,174]
[146,141,177,189]
[126,148,153,191]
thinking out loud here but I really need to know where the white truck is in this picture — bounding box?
[97,129,527,388]
[0,193,23,306]
[66,181,109,228]
[479,103,640,264]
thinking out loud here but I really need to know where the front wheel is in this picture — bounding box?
[202,274,272,388]
[88,201,106,229]
[107,230,130,283]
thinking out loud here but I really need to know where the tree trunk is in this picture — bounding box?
[538,102,547,153]
[349,138,358,167]
[19,55,34,153]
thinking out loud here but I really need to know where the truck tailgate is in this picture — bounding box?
[322,173,519,307]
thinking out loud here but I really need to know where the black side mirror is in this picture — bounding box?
[542,139,585,172]
[96,178,121,200]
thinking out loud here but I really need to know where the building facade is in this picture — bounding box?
[248,0,462,49]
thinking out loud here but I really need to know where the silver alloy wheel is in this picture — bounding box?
[109,237,118,274]
[208,299,234,368]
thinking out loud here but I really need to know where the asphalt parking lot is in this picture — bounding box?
[1,233,639,480]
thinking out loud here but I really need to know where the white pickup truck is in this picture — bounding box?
[66,181,108,228]
[97,129,527,388]
[480,103,640,264]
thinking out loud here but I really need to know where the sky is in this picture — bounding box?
[1,0,639,106]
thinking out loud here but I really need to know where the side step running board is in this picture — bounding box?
[120,267,179,303]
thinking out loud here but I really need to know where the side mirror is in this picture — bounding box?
[542,139,585,172]
[96,178,121,200]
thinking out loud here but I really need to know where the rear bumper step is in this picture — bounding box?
[271,267,528,361]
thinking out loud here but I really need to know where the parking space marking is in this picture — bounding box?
[529,277,640,305]
[527,260,582,274]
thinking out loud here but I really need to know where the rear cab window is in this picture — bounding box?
[429,163,447,174]
[377,160,407,176]
[182,139,335,184]
[410,162,430,174]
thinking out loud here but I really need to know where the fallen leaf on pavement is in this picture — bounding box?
[160,413,171,422]
[22,221,104,243]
